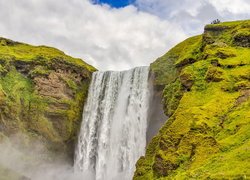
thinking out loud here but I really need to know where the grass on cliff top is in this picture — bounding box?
[151,19,250,87]
[0,37,96,72]
[205,19,250,29]
[204,19,250,46]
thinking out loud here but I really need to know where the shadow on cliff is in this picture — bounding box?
[146,73,168,144]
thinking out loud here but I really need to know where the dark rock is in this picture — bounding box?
[204,25,229,32]
[152,154,179,177]
[176,58,196,67]
[211,59,221,67]
[233,33,250,47]
[13,60,32,76]
[180,73,194,90]
[215,51,236,59]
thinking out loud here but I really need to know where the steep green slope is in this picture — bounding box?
[0,37,96,159]
[134,20,250,179]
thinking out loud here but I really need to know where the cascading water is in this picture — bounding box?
[74,67,151,180]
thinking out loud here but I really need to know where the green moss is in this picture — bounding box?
[174,36,202,67]
[0,37,96,72]
[0,64,6,74]
[30,65,51,77]
[134,19,250,179]
[204,20,250,47]
[63,78,78,91]
[0,70,56,138]
[0,37,95,159]
[162,79,183,116]
[0,70,33,98]
[150,35,202,87]
[186,101,250,178]
[205,66,224,82]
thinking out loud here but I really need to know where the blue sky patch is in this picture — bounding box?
[92,0,135,8]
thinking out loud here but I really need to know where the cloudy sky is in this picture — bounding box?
[0,0,249,70]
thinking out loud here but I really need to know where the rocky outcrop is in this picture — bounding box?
[0,37,96,161]
[134,20,250,179]
[233,32,250,47]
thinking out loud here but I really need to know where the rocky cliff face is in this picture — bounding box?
[0,19,249,179]
[0,37,96,160]
[134,20,250,179]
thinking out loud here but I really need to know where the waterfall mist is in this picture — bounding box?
[0,134,92,180]
[74,67,151,180]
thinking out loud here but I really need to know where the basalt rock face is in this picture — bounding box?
[0,37,96,159]
[134,20,250,179]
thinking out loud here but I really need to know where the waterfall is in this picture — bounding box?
[74,67,151,180]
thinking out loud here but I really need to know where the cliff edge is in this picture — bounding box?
[134,20,250,179]
[0,37,96,161]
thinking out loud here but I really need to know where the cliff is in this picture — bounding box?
[0,37,96,161]
[134,20,250,179]
[0,19,249,179]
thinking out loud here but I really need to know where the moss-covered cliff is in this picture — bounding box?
[0,37,96,160]
[134,20,250,179]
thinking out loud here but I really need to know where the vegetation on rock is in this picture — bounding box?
[0,19,249,180]
[134,20,250,179]
[0,37,96,161]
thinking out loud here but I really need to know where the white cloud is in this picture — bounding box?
[135,0,250,34]
[207,0,250,15]
[0,0,249,71]
[0,0,187,70]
